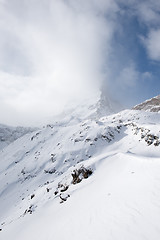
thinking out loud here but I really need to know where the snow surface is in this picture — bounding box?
[0,109,160,240]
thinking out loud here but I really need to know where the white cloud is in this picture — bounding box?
[142,71,152,80]
[0,0,119,126]
[115,0,160,26]
[116,63,139,88]
[142,29,160,61]
[137,1,160,26]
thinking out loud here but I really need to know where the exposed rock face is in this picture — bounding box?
[133,95,160,112]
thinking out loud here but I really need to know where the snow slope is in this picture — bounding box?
[0,108,160,240]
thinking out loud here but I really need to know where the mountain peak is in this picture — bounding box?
[90,93,123,119]
[133,95,160,112]
[47,92,123,126]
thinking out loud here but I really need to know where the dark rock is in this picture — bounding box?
[44,168,56,174]
[85,138,91,142]
[71,166,93,184]
[54,190,58,195]
[59,194,70,203]
[60,185,69,192]
[31,194,35,199]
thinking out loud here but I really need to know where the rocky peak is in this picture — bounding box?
[133,95,160,112]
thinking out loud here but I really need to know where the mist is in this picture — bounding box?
[0,0,118,126]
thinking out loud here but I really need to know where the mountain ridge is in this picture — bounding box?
[0,124,36,150]
[0,95,160,240]
[133,95,160,112]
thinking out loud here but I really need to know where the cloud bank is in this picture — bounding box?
[0,0,119,125]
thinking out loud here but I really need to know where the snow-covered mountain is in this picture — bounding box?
[0,96,160,240]
[133,95,160,112]
[48,92,123,126]
[0,124,35,150]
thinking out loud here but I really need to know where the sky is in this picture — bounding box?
[0,0,160,126]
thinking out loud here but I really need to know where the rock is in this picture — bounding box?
[31,194,35,199]
[71,166,93,184]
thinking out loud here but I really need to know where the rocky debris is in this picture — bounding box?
[127,123,160,146]
[54,190,58,195]
[53,167,92,204]
[59,194,70,203]
[71,121,121,148]
[54,183,70,203]
[85,138,91,142]
[154,141,160,146]
[20,168,36,182]
[71,166,93,185]
[100,134,111,142]
[151,106,160,112]
[74,138,83,143]
[44,168,56,174]
[31,194,35,199]
[24,205,35,215]
[144,134,160,146]
[54,183,69,195]
[21,174,36,182]
[31,132,41,141]
[46,124,54,129]
[56,183,69,193]
[46,188,51,192]
[21,168,26,175]
[51,154,56,162]
[60,185,69,192]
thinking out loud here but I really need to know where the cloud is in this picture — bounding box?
[116,0,160,62]
[116,63,139,88]
[142,29,160,61]
[0,0,119,126]
[142,71,153,80]
[138,3,160,25]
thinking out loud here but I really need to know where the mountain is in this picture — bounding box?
[0,96,160,240]
[48,92,123,125]
[90,93,124,119]
[0,124,36,150]
[133,95,160,112]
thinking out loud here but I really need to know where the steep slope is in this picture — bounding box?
[0,124,35,150]
[0,108,160,240]
[133,95,160,112]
